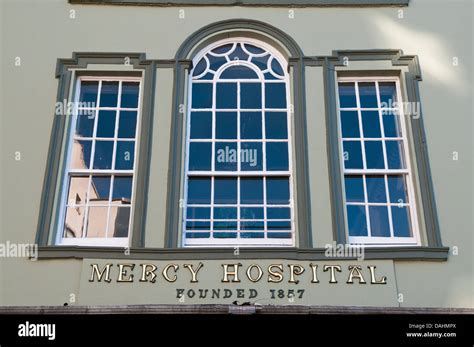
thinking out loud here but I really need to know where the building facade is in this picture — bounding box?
[0,0,472,311]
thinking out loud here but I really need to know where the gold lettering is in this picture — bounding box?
[221,263,242,283]
[89,263,112,283]
[162,264,179,282]
[268,264,283,283]
[246,264,263,282]
[139,264,157,283]
[323,265,342,283]
[347,265,366,284]
[288,264,305,284]
[117,264,135,282]
[368,265,387,284]
[309,263,319,283]
[184,263,204,283]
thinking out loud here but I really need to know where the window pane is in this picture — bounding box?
[346,205,368,236]
[112,176,132,204]
[265,83,286,108]
[340,111,359,138]
[118,111,137,139]
[241,142,262,171]
[267,220,291,230]
[186,221,211,230]
[214,207,237,219]
[220,66,257,79]
[208,54,227,71]
[85,206,108,237]
[241,207,263,219]
[267,207,291,219]
[266,142,289,171]
[75,113,95,138]
[214,231,237,238]
[64,206,86,238]
[213,221,238,231]
[214,178,237,204]
[361,111,381,138]
[366,176,387,203]
[89,176,111,204]
[369,206,390,237]
[382,111,401,138]
[271,58,284,77]
[386,140,405,169]
[79,81,98,104]
[100,81,119,107]
[192,83,212,108]
[379,82,397,107]
[391,206,412,237]
[115,141,135,170]
[266,177,290,204]
[71,140,92,170]
[187,178,211,204]
[241,221,265,230]
[215,142,237,171]
[240,83,262,109]
[344,176,364,203]
[387,175,409,204]
[251,55,270,70]
[121,82,139,108]
[241,111,262,139]
[189,142,211,171]
[365,141,384,169]
[267,232,292,239]
[216,112,237,139]
[96,110,116,138]
[190,112,212,139]
[108,206,130,237]
[216,83,237,109]
[338,83,357,108]
[67,176,89,205]
[186,232,210,238]
[240,178,263,204]
[343,141,363,169]
[93,140,114,170]
[265,112,287,139]
[228,44,249,61]
[186,207,210,220]
[358,82,378,108]
[192,58,207,77]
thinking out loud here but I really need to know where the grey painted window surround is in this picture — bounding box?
[36,19,447,261]
[69,0,409,6]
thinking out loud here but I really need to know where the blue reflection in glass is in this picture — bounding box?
[271,58,284,76]
[266,178,289,204]
[192,83,212,108]
[265,112,287,139]
[93,141,114,169]
[251,55,270,70]
[240,83,262,109]
[241,142,262,171]
[228,44,249,61]
[365,141,384,169]
[79,81,98,104]
[338,83,357,108]
[208,55,227,71]
[358,82,378,108]
[366,176,387,203]
[391,206,411,237]
[76,140,92,168]
[268,232,292,239]
[193,58,207,77]
[340,111,359,138]
[215,142,237,171]
[190,112,212,139]
[387,175,408,204]
[344,176,365,202]
[118,111,137,138]
[383,112,401,138]
[369,206,390,237]
[189,142,211,171]
[241,207,264,219]
[241,112,262,139]
[97,110,116,138]
[100,81,119,107]
[186,232,210,238]
[361,111,381,138]
[347,205,368,236]
[186,221,210,230]
[343,141,363,169]
[241,221,265,230]
[216,112,237,139]
[267,221,291,230]
[216,83,237,109]
[214,231,237,238]
[187,178,211,205]
[211,43,233,55]
[112,176,132,202]
[240,178,263,204]
[115,141,135,170]
[379,82,397,107]
[265,83,286,108]
[221,66,258,79]
[267,207,291,219]
[186,207,210,220]
[386,140,404,169]
[213,221,238,230]
[244,44,265,55]
[214,207,237,219]
[266,142,289,171]
[90,176,111,201]
[214,178,237,204]
[75,114,95,137]
[121,82,139,108]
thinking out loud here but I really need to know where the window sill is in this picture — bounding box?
[37,245,449,261]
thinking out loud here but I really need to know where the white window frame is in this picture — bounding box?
[56,76,143,247]
[183,37,295,247]
[336,76,420,246]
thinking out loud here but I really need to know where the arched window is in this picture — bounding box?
[183,39,294,246]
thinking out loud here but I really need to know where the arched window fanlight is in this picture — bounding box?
[183,39,294,247]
